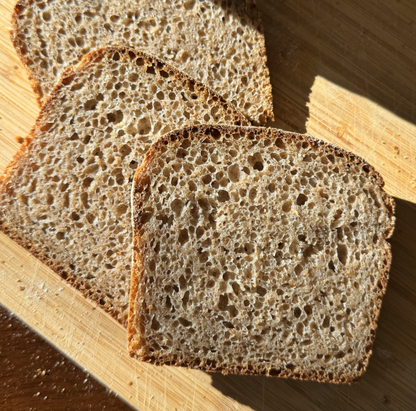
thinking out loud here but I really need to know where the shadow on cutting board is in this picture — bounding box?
[210,199,416,410]
[256,0,416,132]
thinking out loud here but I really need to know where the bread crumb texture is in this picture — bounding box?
[12,0,273,124]
[0,48,247,326]
[129,125,395,383]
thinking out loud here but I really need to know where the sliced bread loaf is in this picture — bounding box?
[11,0,273,124]
[128,125,395,383]
[0,47,248,326]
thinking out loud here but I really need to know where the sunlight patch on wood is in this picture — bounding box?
[307,75,416,203]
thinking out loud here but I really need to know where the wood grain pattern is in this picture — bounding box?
[0,304,133,411]
[0,0,415,410]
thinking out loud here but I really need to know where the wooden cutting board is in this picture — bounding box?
[1,0,416,410]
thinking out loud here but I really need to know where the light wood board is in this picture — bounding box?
[1,0,416,410]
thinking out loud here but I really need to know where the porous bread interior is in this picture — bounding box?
[0,48,247,326]
[129,126,395,382]
[12,0,273,124]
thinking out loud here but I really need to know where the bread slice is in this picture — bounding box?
[128,125,395,383]
[11,0,273,124]
[0,47,248,326]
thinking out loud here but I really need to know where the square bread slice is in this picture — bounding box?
[128,125,395,383]
[0,47,248,326]
[11,0,273,124]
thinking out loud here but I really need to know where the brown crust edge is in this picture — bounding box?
[128,124,395,383]
[0,47,249,327]
[10,0,274,123]
[10,0,44,106]
[245,0,275,124]
[235,0,274,124]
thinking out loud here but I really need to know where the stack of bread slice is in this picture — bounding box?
[1,0,395,383]
[11,0,273,124]
[0,47,248,325]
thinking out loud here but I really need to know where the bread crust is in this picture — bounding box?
[0,47,249,326]
[10,0,274,123]
[10,0,44,105]
[128,125,395,383]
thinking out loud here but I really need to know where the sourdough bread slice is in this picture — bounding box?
[128,125,395,383]
[0,47,248,326]
[11,0,273,124]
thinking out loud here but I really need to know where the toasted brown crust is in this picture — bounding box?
[0,47,249,326]
[128,125,395,383]
[10,0,274,123]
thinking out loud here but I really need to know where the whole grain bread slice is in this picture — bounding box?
[128,125,395,383]
[0,47,249,326]
[11,0,273,124]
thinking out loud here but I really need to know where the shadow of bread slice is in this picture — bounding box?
[128,125,395,383]
[0,47,249,326]
[11,0,273,124]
